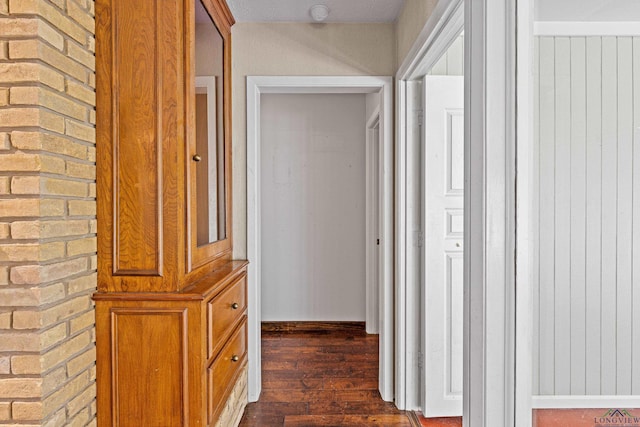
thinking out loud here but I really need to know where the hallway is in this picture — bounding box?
[239,324,412,426]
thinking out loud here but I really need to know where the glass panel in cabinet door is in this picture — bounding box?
[194,0,226,247]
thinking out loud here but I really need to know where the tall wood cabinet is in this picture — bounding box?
[94,0,247,424]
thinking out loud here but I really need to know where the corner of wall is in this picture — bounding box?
[0,0,97,425]
[394,0,439,71]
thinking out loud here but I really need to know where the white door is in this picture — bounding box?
[422,75,464,417]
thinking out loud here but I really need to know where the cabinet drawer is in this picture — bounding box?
[207,320,247,424]
[207,273,246,358]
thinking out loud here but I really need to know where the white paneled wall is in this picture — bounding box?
[429,35,464,76]
[533,36,640,397]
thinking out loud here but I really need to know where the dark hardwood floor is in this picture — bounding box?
[239,323,413,426]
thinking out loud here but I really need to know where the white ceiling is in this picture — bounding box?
[226,0,406,23]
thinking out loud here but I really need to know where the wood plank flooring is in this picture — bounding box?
[239,324,413,426]
[416,413,462,427]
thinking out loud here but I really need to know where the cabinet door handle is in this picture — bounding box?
[231,302,239,310]
[231,355,239,362]
[192,154,202,162]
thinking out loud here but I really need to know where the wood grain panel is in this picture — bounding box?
[112,0,162,276]
[97,0,185,292]
[95,0,244,424]
[534,36,640,397]
[208,320,247,424]
[111,308,188,426]
[207,272,246,358]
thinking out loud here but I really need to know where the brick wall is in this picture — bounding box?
[216,365,248,427]
[0,0,97,425]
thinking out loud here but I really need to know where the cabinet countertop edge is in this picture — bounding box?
[93,259,248,302]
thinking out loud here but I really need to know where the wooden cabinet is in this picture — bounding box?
[94,0,246,424]
[96,0,234,294]
[94,263,247,426]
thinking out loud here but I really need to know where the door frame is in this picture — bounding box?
[394,0,464,411]
[246,76,394,402]
[396,0,531,425]
[366,107,381,334]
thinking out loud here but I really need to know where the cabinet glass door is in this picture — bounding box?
[189,0,232,271]
[194,0,226,247]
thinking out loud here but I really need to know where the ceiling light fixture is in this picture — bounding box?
[310,4,329,22]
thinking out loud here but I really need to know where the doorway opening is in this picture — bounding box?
[259,93,367,325]
[395,0,464,415]
[246,76,394,402]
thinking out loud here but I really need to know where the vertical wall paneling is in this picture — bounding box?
[600,36,618,396]
[534,36,640,398]
[429,36,464,76]
[430,54,448,75]
[445,37,464,76]
[554,37,572,395]
[633,37,640,395]
[616,37,634,395]
[538,36,556,395]
[584,36,603,395]
[569,37,587,396]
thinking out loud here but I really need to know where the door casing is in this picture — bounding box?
[395,0,530,425]
[246,76,394,403]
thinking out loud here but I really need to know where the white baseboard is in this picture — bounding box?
[533,395,640,409]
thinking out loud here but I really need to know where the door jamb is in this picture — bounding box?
[394,0,464,411]
[464,0,521,425]
[366,107,381,334]
[246,76,394,402]
[395,0,528,423]
[515,0,534,425]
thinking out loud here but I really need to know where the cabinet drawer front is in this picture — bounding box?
[208,273,246,358]
[207,320,247,424]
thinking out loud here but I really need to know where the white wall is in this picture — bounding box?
[395,0,438,67]
[533,36,640,397]
[260,94,367,321]
[232,23,395,259]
